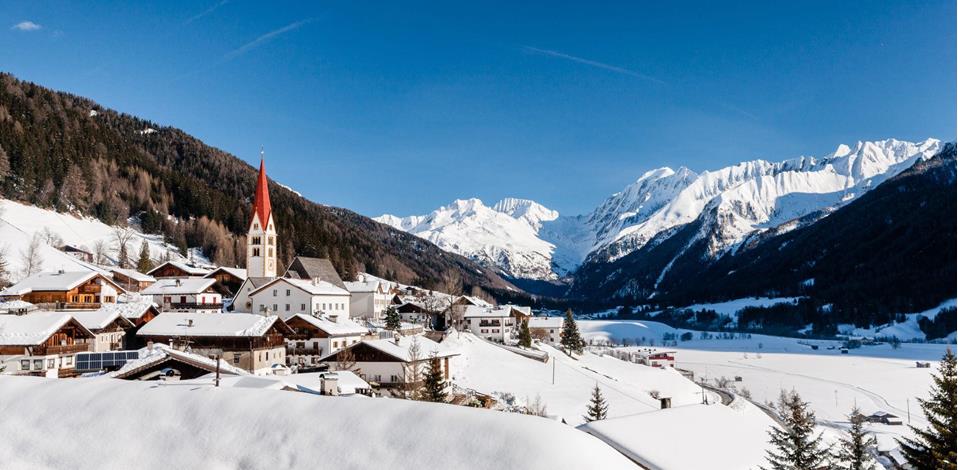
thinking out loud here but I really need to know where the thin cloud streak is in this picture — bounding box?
[184,0,229,25]
[12,21,42,31]
[522,46,665,84]
[223,19,313,62]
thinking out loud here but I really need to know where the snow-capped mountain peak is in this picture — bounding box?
[377,138,942,282]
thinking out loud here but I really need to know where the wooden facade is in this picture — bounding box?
[0,318,94,357]
[19,275,122,309]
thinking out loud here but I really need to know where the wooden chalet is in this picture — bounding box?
[109,267,156,292]
[136,313,294,372]
[203,267,248,297]
[0,270,125,309]
[147,261,212,279]
[320,335,456,389]
[0,313,95,376]
[59,244,94,263]
[111,344,249,381]
[71,309,136,352]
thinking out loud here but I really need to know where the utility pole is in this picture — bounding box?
[215,353,221,387]
[551,356,555,385]
[907,399,911,424]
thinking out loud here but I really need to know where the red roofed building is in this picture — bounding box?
[247,154,279,278]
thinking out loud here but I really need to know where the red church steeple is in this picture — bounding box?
[251,151,272,229]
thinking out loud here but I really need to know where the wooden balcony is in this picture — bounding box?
[164,302,224,311]
[41,343,91,355]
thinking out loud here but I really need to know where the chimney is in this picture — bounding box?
[660,397,672,409]
[187,319,194,327]
[393,332,401,345]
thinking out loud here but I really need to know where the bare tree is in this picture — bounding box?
[402,336,423,399]
[93,239,109,265]
[524,394,548,417]
[113,228,134,268]
[19,233,43,278]
[336,345,358,374]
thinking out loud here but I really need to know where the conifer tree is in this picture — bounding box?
[518,318,532,348]
[384,306,401,331]
[136,240,153,273]
[763,390,832,470]
[0,144,10,179]
[117,242,129,269]
[421,354,448,403]
[837,407,877,470]
[897,349,957,470]
[560,308,584,355]
[584,383,608,422]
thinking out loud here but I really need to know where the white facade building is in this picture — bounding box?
[527,316,563,345]
[140,278,223,313]
[249,278,350,321]
[343,278,392,322]
[462,305,530,343]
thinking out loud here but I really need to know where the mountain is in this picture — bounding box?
[380,139,943,286]
[376,198,561,280]
[0,73,515,294]
[570,144,957,326]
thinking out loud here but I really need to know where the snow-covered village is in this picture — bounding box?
[0,2,956,470]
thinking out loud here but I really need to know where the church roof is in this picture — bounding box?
[251,158,272,228]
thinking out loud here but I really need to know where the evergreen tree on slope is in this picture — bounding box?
[763,390,832,470]
[897,349,957,470]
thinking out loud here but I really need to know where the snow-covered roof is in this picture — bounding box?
[110,343,249,378]
[0,300,37,312]
[527,316,563,328]
[463,305,515,318]
[137,312,288,338]
[204,267,248,281]
[108,267,156,283]
[288,314,368,336]
[70,309,135,331]
[339,335,457,362]
[147,261,212,277]
[343,280,383,294]
[95,300,159,320]
[459,295,494,307]
[141,278,217,295]
[0,271,116,296]
[0,312,93,345]
[250,277,349,297]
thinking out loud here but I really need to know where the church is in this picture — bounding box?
[246,156,278,278]
[231,155,352,319]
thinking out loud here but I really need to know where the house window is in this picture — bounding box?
[286,289,290,296]
[252,248,261,257]
[268,236,274,245]
[390,375,399,383]
[285,304,290,312]
[254,223,259,230]
[301,304,306,310]
[47,359,55,368]
[64,356,72,366]
[20,360,29,370]
[33,359,43,370]
[273,289,277,297]
[252,236,261,245]
[232,355,240,364]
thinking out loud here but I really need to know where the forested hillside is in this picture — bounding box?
[0,73,514,294]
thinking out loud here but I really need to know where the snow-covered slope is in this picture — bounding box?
[376,198,561,280]
[378,138,941,280]
[0,376,635,470]
[0,199,199,282]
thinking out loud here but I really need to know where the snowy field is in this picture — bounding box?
[445,332,705,426]
[0,376,635,470]
[0,199,194,282]
[579,319,955,454]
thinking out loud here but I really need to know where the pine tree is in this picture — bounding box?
[584,383,608,422]
[136,240,153,273]
[763,390,832,470]
[836,407,877,470]
[898,349,957,470]
[384,307,401,331]
[518,318,532,348]
[560,308,584,355]
[421,354,448,403]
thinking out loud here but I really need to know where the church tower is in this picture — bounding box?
[247,153,278,278]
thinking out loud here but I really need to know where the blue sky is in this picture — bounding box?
[2,1,955,216]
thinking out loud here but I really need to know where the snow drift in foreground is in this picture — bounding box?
[0,377,635,470]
